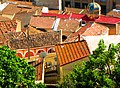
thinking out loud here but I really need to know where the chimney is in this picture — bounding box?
[16,20,21,32]
[116,22,120,35]
[35,9,39,15]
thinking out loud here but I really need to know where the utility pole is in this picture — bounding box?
[25,24,30,60]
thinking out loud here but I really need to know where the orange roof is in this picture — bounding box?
[0,16,11,21]
[107,10,120,18]
[55,40,90,66]
[8,1,33,5]
[0,20,17,34]
[30,16,56,29]
[65,22,93,42]
[58,18,80,32]
[2,3,42,15]
[82,23,109,36]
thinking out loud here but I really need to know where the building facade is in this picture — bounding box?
[62,0,113,14]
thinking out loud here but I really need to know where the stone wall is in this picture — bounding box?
[33,0,59,9]
[8,32,61,49]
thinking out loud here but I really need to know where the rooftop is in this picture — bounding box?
[30,16,56,29]
[8,32,61,49]
[64,7,88,14]
[107,9,120,18]
[57,18,80,33]
[95,16,120,24]
[2,3,42,15]
[13,11,34,28]
[0,20,17,35]
[55,40,90,66]
[82,23,109,36]
[41,13,85,19]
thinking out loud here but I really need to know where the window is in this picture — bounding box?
[75,2,80,8]
[100,0,106,2]
[65,1,71,7]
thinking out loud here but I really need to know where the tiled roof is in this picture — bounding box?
[8,1,33,5]
[2,3,42,15]
[95,16,120,24]
[28,26,44,35]
[73,22,93,36]
[58,18,80,33]
[116,4,120,9]
[64,7,88,14]
[82,23,109,36]
[2,4,26,15]
[8,32,61,49]
[107,10,120,18]
[65,22,92,42]
[28,58,43,81]
[30,16,56,29]
[42,13,85,19]
[0,32,25,45]
[49,10,60,14]
[13,11,34,28]
[55,40,90,66]
[0,20,17,34]
[0,15,11,21]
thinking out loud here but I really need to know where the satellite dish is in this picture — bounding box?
[39,52,47,58]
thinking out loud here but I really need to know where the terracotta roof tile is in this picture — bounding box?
[13,11,34,28]
[64,7,88,14]
[30,16,56,29]
[2,3,42,15]
[55,40,90,66]
[0,20,17,34]
[107,10,120,18]
[58,18,80,33]
[82,23,109,36]
[0,32,25,45]
[49,10,60,14]
[0,15,11,21]
[8,1,33,5]
[65,22,92,42]
[8,32,61,49]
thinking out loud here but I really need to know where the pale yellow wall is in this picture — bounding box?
[2,14,14,20]
[60,57,89,79]
[16,20,21,32]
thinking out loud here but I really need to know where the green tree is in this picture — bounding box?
[0,46,46,88]
[58,40,120,88]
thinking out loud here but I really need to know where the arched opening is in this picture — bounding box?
[16,53,23,58]
[37,50,44,55]
[25,52,34,57]
[48,48,55,53]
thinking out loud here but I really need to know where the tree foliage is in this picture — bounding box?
[58,40,120,88]
[0,46,46,88]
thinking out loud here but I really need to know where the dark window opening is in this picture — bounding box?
[82,3,88,9]
[48,49,55,53]
[62,35,67,41]
[36,28,47,32]
[65,1,71,7]
[101,5,106,14]
[75,2,80,8]
[113,2,116,9]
